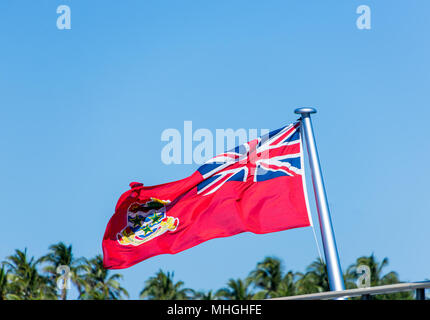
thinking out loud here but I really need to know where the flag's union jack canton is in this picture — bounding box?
[196,122,302,196]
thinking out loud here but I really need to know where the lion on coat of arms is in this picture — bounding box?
[117,197,179,246]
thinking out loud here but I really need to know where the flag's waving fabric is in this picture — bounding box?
[103,122,311,269]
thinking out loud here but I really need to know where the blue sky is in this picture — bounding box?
[0,1,429,299]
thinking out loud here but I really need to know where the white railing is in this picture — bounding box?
[269,281,430,300]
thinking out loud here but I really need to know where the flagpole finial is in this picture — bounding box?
[294,107,317,115]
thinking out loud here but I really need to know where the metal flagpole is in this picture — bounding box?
[295,107,346,292]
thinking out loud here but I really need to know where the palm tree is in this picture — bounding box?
[216,278,254,300]
[192,289,220,300]
[249,257,283,297]
[248,256,296,298]
[41,242,85,300]
[346,254,413,300]
[0,266,10,300]
[268,271,297,298]
[295,258,329,294]
[140,270,192,300]
[3,249,57,300]
[80,255,128,300]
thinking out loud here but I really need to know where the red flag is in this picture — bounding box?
[103,122,311,269]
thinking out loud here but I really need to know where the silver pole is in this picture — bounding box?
[295,107,345,292]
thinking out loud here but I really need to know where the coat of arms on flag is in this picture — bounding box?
[117,198,179,246]
[103,121,312,269]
